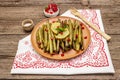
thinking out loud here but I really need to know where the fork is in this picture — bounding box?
[70,7,111,41]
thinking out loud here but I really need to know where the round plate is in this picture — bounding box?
[31,16,90,60]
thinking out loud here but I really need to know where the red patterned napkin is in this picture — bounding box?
[11,10,115,74]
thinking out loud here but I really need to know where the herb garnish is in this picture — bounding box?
[56,24,67,33]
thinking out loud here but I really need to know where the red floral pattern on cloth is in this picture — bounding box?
[24,41,29,45]
[12,10,109,69]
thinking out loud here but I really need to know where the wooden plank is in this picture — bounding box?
[88,0,113,5]
[0,34,27,53]
[0,6,120,34]
[0,6,45,21]
[0,5,119,21]
[0,0,88,7]
[112,0,120,5]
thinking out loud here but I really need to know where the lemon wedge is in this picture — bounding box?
[51,22,60,34]
[55,29,69,39]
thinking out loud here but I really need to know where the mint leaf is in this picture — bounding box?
[56,27,65,33]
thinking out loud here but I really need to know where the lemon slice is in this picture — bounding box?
[51,22,60,34]
[55,29,69,39]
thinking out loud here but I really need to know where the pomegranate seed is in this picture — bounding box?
[51,37,54,40]
[52,7,58,12]
[50,12,53,14]
[84,36,87,39]
[51,54,55,56]
[52,21,56,23]
[61,53,64,57]
[45,10,49,13]
[45,29,48,32]
[45,6,50,13]
[73,27,75,30]
[60,32,63,35]
[37,41,41,45]
[76,34,78,38]
[80,23,83,26]
[82,27,84,29]
[67,38,71,42]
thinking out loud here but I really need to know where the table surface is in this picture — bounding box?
[0,0,120,79]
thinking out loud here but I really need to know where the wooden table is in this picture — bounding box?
[0,0,120,79]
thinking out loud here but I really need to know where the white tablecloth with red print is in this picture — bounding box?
[11,10,115,74]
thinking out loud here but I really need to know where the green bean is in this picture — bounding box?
[64,47,70,51]
[72,41,76,50]
[43,25,48,48]
[75,29,80,51]
[68,19,73,46]
[47,21,53,54]
[73,22,75,41]
[46,40,50,52]
[38,28,43,48]
[50,23,57,52]
[61,40,65,51]
[70,20,73,45]
[64,23,69,47]
[76,41,80,51]
[36,29,39,42]
[51,27,57,52]
[36,30,42,49]
[64,20,67,24]
[65,37,69,47]
[58,18,61,23]
[72,20,76,49]
[40,27,44,48]
[73,21,79,41]
[56,39,60,52]
[38,28,41,40]
[78,25,82,44]
[80,25,84,50]
[72,20,76,40]
[40,26,44,40]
